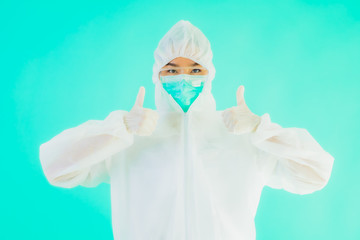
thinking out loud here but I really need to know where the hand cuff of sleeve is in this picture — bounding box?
[250,113,283,145]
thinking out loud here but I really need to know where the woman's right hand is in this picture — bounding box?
[123,86,159,136]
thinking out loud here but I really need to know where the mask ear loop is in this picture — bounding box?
[202,73,211,94]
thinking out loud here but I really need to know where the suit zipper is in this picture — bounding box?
[184,112,189,239]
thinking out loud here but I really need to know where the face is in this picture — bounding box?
[158,57,209,80]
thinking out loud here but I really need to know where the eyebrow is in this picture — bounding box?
[165,62,200,67]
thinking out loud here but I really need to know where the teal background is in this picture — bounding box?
[2,0,359,239]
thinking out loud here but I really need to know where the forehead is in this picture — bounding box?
[165,57,202,67]
[169,57,196,64]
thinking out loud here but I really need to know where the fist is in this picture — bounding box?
[221,85,261,134]
[123,86,159,136]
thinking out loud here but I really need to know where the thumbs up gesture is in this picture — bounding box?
[123,86,159,136]
[221,85,261,135]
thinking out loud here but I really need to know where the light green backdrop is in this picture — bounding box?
[2,0,359,239]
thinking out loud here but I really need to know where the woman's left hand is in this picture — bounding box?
[221,85,261,135]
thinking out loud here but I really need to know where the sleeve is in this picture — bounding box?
[39,110,134,189]
[250,113,334,195]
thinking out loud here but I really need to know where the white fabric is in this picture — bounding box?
[152,20,216,84]
[39,20,334,240]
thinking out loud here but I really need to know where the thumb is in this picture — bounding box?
[236,85,245,106]
[134,86,145,108]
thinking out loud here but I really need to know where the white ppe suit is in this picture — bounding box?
[39,20,334,240]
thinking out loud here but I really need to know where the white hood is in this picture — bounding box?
[152,20,217,113]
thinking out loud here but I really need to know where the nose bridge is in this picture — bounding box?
[182,68,193,74]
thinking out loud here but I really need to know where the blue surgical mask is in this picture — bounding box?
[160,74,207,112]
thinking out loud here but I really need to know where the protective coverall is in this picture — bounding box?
[39,20,334,240]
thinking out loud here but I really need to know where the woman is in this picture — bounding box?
[39,19,334,240]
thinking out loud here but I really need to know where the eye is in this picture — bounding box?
[191,68,201,73]
[167,69,177,73]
